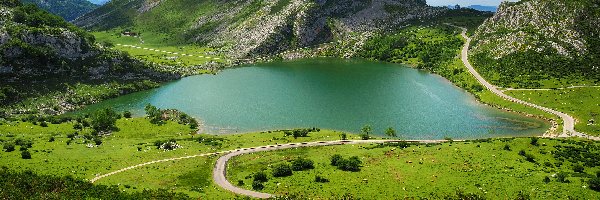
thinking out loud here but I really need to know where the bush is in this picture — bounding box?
[253,171,268,183]
[48,137,55,142]
[90,108,119,134]
[556,172,570,183]
[573,164,585,173]
[360,134,369,140]
[123,111,132,118]
[39,121,48,127]
[272,163,293,177]
[21,150,31,159]
[503,144,511,151]
[543,176,551,183]
[252,180,264,190]
[145,104,163,124]
[340,132,347,140]
[589,177,600,191]
[338,156,362,172]
[291,158,314,171]
[237,180,244,186]
[330,154,343,166]
[315,175,329,183]
[93,138,103,146]
[15,139,33,148]
[3,143,15,152]
[530,137,539,146]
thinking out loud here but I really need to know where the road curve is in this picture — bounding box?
[450,25,599,140]
[213,139,449,199]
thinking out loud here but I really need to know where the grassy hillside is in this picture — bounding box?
[0,2,178,117]
[470,0,600,89]
[75,0,445,58]
[21,0,99,21]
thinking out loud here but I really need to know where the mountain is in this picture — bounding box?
[470,0,600,88]
[467,5,497,12]
[20,0,99,21]
[74,0,445,58]
[0,1,177,115]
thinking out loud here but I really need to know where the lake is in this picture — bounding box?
[77,58,550,139]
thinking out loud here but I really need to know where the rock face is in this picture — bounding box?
[469,0,600,87]
[0,3,176,80]
[472,0,591,59]
[74,0,443,58]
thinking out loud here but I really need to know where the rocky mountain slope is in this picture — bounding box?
[0,1,178,114]
[21,0,99,21]
[470,0,600,88]
[74,0,445,58]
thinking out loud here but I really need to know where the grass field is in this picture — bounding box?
[227,138,600,199]
[0,117,357,198]
[506,87,600,136]
[93,31,225,69]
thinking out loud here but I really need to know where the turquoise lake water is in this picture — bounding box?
[77,58,550,139]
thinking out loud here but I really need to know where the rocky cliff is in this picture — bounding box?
[469,0,600,87]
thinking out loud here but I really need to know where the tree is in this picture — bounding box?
[21,150,31,159]
[90,108,119,134]
[272,163,293,177]
[360,124,372,140]
[385,127,397,137]
[145,104,163,124]
[340,132,347,140]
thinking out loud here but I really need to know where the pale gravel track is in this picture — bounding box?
[449,24,600,141]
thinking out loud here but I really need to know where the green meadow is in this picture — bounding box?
[227,138,600,199]
[506,87,600,136]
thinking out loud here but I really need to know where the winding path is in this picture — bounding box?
[450,25,599,140]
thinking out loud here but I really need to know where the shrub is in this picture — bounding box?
[573,164,585,173]
[518,150,526,156]
[340,132,347,140]
[123,111,132,118]
[67,133,76,139]
[503,144,511,151]
[3,143,15,152]
[145,104,163,124]
[252,180,264,190]
[291,158,314,171]
[315,175,329,183]
[543,176,551,183]
[48,137,55,142]
[589,177,600,191]
[237,180,244,186]
[39,121,48,127]
[338,156,362,172]
[21,150,31,159]
[253,171,268,182]
[556,172,570,183]
[596,171,600,178]
[15,139,33,148]
[360,134,370,140]
[272,163,293,177]
[93,138,103,146]
[330,154,343,166]
[530,137,539,146]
